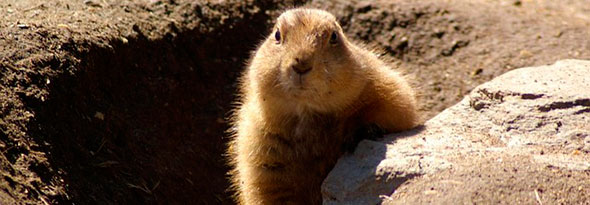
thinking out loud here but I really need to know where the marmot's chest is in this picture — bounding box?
[275,113,359,157]
[285,114,343,138]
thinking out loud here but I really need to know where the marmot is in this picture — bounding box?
[227,8,419,204]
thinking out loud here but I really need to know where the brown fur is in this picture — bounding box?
[227,8,419,205]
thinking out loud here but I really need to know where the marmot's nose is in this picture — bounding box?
[292,58,312,74]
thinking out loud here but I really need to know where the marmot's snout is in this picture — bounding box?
[292,57,312,75]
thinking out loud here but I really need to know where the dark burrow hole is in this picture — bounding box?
[26,13,274,205]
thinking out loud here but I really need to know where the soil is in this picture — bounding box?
[0,0,589,204]
[314,0,590,119]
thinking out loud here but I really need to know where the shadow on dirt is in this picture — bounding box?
[27,6,274,205]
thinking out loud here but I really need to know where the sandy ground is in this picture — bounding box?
[0,0,589,204]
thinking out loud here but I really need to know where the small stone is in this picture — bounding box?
[472,68,483,76]
[84,0,102,8]
[94,112,105,120]
[57,24,70,29]
[17,24,29,29]
[519,49,532,58]
[572,150,581,155]
[513,0,522,6]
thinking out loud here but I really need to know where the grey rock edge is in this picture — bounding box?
[322,59,590,204]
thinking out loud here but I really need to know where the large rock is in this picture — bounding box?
[322,59,590,204]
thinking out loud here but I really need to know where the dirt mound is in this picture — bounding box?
[1,0,304,204]
[314,0,590,119]
[1,0,589,204]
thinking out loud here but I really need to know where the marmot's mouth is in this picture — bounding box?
[284,72,315,98]
[293,74,304,87]
[288,72,308,88]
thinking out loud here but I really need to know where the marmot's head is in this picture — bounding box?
[249,8,367,113]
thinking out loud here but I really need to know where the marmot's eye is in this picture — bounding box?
[274,30,281,43]
[329,32,338,44]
